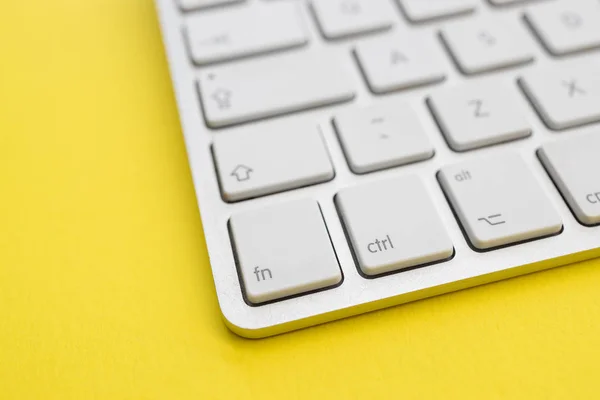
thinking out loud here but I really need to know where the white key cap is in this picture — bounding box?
[213,121,334,202]
[398,0,476,23]
[441,18,534,75]
[178,0,243,12]
[520,64,600,130]
[489,0,539,5]
[230,199,342,304]
[311,0,395,39]
[525,1,600,56]
[186,3,308,65]
[428,80,531,151]
[438,153,562,250]
[334,103,434,173]
[539,133,600,226]
[198,51,355,128]
[336,175,454,276]
[354,32,447,94]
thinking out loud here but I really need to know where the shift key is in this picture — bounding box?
[198,51,356,128]
[213,121,335,202]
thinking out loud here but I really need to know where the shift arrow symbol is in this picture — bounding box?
[231,165,253,181]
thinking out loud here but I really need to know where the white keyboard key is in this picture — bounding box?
[398,0,476,23]
[334,103,434,173]
[198,51,355,128]
[178,0,243,12]
[428,80,531,151]
[311,0,395,39]
[439,153,562,250]
[525,1,600,56]
[539,133,600,226]
[186,3,308,65]
[336,175,454,276]
[520,64,600,130]
[230,199,342,304]
[441,18,535,75]
[354,32,447,94]
[489,0,539,5]
[213,121,334,202]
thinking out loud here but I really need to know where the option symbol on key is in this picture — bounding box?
[231,164,253,182]
[477,213,505,226]
[438,153,562,250]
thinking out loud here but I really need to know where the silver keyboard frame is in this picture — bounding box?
[155,0,600,338]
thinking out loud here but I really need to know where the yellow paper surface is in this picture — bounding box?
[2,1,600,398]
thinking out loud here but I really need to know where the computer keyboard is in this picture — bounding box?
[154,0,600,338]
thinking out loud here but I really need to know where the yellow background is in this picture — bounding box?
[2,1,600,398]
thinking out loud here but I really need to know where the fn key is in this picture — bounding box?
[229,199,342,305]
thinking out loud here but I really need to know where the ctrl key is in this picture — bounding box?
[539,133,600,226]
[229,199,342,305]
[336,175,454,277]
